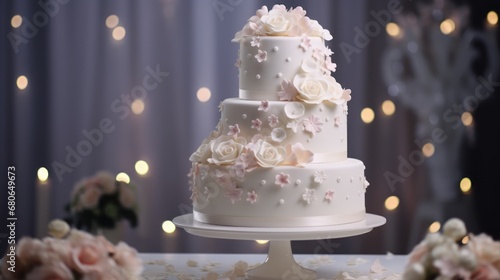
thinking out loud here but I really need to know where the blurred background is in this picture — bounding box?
[1,0,499,256]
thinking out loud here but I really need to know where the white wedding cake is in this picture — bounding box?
[188,5,369,227]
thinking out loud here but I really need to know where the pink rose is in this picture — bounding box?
[16,237,46,265]
[71,241,108,274]
[471,264,500,280]
[95,236,115,255]
[113,242,144,276]
[408,243,428,265]
[468,234,500,271]
[41,238,72,265]
[25,261,73,280]
[67,229,95,245]
[118,185,136,209]
[80,185,102,209]
[94,171,117,194]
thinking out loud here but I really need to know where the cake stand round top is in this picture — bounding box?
[173,213,385,241]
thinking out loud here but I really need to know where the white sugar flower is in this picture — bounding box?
[302,188,316,204]
[313,170,327,184]
[284,102,305,119]
[271,128,287,142]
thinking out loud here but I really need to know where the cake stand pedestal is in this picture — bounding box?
[173,213,385,280]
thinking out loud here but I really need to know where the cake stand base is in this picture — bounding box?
[245,240,315,280]
[173,213,385,280]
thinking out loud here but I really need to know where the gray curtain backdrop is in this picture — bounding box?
[2,0,497,255]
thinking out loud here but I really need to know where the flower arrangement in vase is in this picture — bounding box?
[65,171,138,237]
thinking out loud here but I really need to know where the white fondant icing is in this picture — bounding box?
[239,37,323,101]
[191,159,366,227]
[220,98,347,161]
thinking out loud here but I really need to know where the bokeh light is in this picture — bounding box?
[116,172,130,184]
[135,160,149,175]
[197,87,212,102]
[37,167,49,182]
[162,220,176,234]
[360,107,375,124]
[384,196,400,211]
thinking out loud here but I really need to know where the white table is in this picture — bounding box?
[140,253,406,279]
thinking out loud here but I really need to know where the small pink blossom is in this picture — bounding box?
[250,36,261,47]
[277,79,298,101]
[251,118,263,131]
[325,190,335,201]
[246,191,258,204]
[235,152,258,172]
[258,100,269,111]
[299,36,312,51]
[268,114,279,128]
[214,169,232,188]
[302,188,316,204]
[324,46,334,56]
[324,57,337,73]
[302,114,324,135]
[225,187,243,204]
[275,173,290,188]
[334,117,342,127]
[255,49,267,63]
[228,124,241,137]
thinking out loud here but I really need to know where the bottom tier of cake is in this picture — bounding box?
[189,158,368,227]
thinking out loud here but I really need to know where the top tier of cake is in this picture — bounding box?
[232,5,350,104]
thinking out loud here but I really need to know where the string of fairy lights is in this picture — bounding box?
[12,9,497,240]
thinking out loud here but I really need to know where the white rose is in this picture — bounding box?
[189,128,221,163]
[301,55,322,74]
[260,7,296,36]
[253,139,286,167]
[208,135,246,166]
[189,141,213,163]
[293,73,330,104]
[324,75,345,102]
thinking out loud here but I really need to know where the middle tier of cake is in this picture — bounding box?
[219,98,347,163]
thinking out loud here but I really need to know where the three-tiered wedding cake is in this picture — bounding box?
[188,5,369,227]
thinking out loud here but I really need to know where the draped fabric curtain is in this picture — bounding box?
[2,0,493,255]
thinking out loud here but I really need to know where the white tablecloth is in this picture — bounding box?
[140,253,406,279]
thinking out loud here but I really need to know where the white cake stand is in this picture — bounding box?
[173,213,386,280]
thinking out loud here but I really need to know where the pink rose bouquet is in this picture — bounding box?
[0,220,143,280]
[65,171,138,231]
[404,218,500,279]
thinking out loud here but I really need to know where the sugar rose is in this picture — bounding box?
[253,139,287,167]
[293,73,330,104]
[259,5,297,36]
[208,135,246,166]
